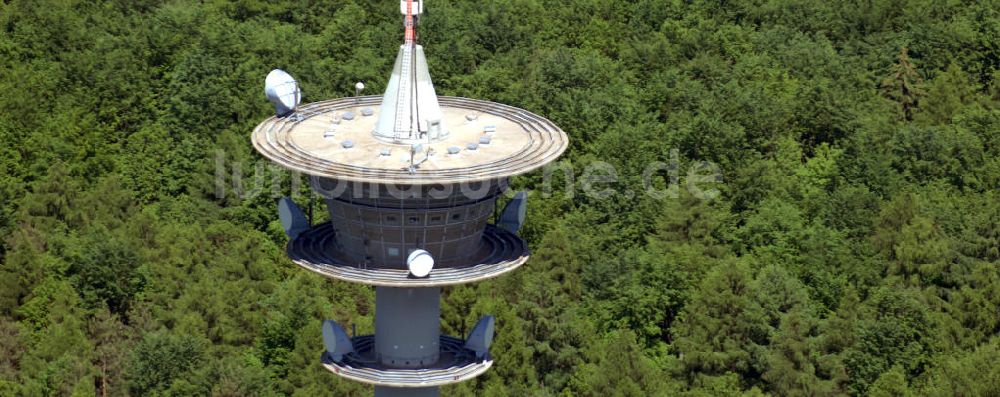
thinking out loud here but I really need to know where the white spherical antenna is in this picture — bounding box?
[264,69,301,118]
[407,249,434,278]
[354,81,365,105]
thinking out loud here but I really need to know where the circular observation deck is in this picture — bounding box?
[321,335,492,387]
[288,223,528,287]
[251,95,568,185]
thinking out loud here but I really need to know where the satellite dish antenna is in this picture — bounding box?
[264,69,301,118]
[498,191,528,234]
[278,197,309,240]
[407,249,434,278]
[464,315,495,359]
[321,320,355,362]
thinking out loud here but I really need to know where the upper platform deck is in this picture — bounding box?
[252,95,568,185]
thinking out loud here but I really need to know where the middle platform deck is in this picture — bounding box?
[288,222,529,287]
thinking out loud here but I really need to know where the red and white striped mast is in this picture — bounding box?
[404,0,416,45]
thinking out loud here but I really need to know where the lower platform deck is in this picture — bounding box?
[322,335,492,388]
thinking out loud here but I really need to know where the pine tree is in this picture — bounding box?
[672,261,769,383]
[88,307,130,397]
[763,307,841,396]
[881,48,924,121]
[918,63,979,125]
[867,365,912,397]
[564,330,672,396]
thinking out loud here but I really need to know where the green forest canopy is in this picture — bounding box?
[1,0,1000,396]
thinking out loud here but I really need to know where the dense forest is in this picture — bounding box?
[2,0,1000,396]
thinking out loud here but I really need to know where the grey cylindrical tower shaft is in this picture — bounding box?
[375,386,439,397]
[375,287,441,367]
[375,287,441,396]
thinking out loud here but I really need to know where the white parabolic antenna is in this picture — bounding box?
[464,315,495,359]
[498,191,528,234]
[277,197,309,240]
[322,320,355,361]
[407,249,434,278]
[264,69,301,117]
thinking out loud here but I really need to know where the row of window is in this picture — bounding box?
[328,201,495,227]
[312,178,508,205]
[334,231,486,267]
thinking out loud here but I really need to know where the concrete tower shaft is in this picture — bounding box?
[375,287,441,367]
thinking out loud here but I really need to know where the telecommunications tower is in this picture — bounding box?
[253,1,567,396]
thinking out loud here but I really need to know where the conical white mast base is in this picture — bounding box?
[373,44,447,144]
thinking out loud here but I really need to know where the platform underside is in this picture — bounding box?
[322,335,492,388]
[252,95,568,185]
[288,223,529,287]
